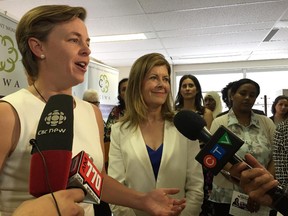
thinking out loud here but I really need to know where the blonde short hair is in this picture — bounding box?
[83,89,99,104]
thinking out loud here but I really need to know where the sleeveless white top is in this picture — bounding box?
[0,89,103,216]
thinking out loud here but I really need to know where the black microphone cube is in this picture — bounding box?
[195,125,244,175]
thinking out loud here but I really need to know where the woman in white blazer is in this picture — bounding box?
[108,53,204,216]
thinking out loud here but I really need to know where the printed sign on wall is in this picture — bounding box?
[87,61,119,106]
[0,12,27,96]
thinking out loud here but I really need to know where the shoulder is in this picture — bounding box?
[255,114,276,131]
[216,110,229,117]
[1,89,31,105]
[256,114,274,124]
[210,113,228,132]
[111,121,122,130]
[204,107,213,116]
[276,119,288,132]
[213,113,228,123]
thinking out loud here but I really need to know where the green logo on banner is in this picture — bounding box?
[99,74,109,93]
[0,35,19,73]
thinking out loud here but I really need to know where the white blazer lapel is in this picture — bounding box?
[129,126,155,179]
[159,121,176,171]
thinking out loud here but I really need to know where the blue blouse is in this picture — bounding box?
[146,144,163,179]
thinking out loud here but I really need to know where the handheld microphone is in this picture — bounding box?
[29,94,74,197]
[68,151,103,204]
[174,110,245,175]
[174,110,288,215]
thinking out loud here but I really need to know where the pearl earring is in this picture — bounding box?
[40,54,45,59]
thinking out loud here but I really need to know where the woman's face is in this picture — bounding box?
[204,95,216,111]
[180,78,197,100]
[119,81,128,101]
[231,83,258,112]
[275,99,288,115]
[39,18,91,87]
[141,65,170,108]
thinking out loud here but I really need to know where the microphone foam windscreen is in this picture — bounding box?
[30,94,74,197]
[174,110,206,140]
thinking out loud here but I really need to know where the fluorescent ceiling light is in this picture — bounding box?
[274,21,288,29]
[90,33,147,43]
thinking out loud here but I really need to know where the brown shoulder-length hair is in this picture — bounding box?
[120,53,174,130]
[271,95,288,116]
[16,5,86,80]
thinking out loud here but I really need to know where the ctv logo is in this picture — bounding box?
[203,132,232,168]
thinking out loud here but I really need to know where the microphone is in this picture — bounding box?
[174,110,288,215]
[68,151,103,204]
[29,94,74,197]
[174,110,245,175]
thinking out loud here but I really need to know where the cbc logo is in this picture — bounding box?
[44,110,66,126]
[203,155,217,168]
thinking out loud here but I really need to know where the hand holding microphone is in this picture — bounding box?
[231,154,278,207]
[174,110,288,215]
[174,110,246,175]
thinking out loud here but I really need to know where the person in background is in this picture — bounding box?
[174,74,213,216]
[83,89,111,216]
[104,78,128,142]
[204,91,223,119]
[268,96,288,215]
[108,53,204,216]
[0,5,186,216]
[83,89,107,160]
[273,118,288,188]
[207,78,276,216]
[174,74,213,129]
[83,89,101,107]
[217,80,265,117]
[219,81,235,114]
[269,95,288,125]
[269,100,288,216]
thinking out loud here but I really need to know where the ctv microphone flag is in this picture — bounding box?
[194,125,244,175]
[174,110,244,175]
[29,94,74,197]
[69,151,103,204]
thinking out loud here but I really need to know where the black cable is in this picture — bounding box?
[30,139,62,216]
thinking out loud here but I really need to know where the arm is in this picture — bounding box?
[273,123,287,185]
[229,154,278,207]
[239,153,288,216]
[0,102,19,173]
[203,108,213,130]
[12,189,85,216]
[102,175,185,216]
[96,109,186,215]
[92,105,106,173]
[107,123,136,216]
[267,118,276,177]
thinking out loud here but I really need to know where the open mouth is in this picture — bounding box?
[75,62,87,69]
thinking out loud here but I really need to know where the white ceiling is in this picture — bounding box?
[1,0,288,68]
